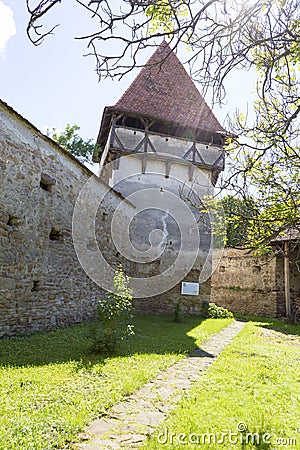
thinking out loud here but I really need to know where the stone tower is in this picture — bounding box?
[93,41,226,313]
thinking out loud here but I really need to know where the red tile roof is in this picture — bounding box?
[113,41,225,133]
[95,41,226,157]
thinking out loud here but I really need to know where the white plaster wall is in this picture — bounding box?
[109,154,213,195]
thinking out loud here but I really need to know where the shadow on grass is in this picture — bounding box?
[0,314,205,369]
[235,313,300,338]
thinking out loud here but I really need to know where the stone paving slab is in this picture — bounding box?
[76,320,245,449]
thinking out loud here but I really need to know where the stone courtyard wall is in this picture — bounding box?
[0,101,111,336]
[0,101,210,336]
[211,249,287,318]
[290,247,300,320]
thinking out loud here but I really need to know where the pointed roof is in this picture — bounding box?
[116,41,224,132]
[96,41,225,152]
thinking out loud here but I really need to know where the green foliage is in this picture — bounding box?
[173,299,182,323]
[206,303,234,319]
[92,265,134,353]
[200,195,227,249]
[222,195,257,248]
[146,0,188,35]
[47,123,102,163]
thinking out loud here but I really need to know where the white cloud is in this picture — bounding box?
[0,1,16,57]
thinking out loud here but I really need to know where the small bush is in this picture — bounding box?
[206,303,234,319]
[92,265,134,353]
[174,299,183,323]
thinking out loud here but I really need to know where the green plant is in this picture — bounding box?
[93,265,134,353]
[47,123,102,163]
[174,300,182,323]
[206,303,233,319]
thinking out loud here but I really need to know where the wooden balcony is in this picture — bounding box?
[108,124,224,171]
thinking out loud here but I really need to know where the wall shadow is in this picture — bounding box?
[257,319,300,338]
[235,313,300,338]
[0,314,205,369]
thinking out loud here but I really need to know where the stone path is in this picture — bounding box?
[77,320,245,449]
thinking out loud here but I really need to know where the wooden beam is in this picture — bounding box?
[284,241,292,320]
[188,164,195,182]
[165,160,172,178]
[141,154,147,174]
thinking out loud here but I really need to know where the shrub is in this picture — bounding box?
[206,303,234,319]
[174,299,183,323]
[92,265,134,353]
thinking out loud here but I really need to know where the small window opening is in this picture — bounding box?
[40,173,56,192]
[49,227,64,241]
[7,215,20,227]
[165,138,169,142]
[31,281,40,292]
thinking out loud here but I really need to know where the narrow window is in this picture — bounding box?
[40,173,56,192]
[49,227,64,241]
[31,281,40,292]
[7,215,20,228]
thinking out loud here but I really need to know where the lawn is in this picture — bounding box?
[0,314,232,449]
[144,318,300,449]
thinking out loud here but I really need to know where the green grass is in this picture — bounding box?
[0,314,232,449]
[144,318,300,449]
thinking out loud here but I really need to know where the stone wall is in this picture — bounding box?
[290,247,300,320]
[0,101,111,336]
[211,249,287,318]
[133,266,211,316]
[0,101,210,336]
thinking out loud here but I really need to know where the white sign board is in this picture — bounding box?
[181,282,199,296]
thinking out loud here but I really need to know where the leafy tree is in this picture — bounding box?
[221,195,256,248]
[26,0,300,251]
[47,123,101,163]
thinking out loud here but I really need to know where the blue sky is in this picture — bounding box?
[0,1,256,143]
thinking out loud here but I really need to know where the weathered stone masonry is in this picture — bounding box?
[0,101,111,336]
[211,248,300,319]
[0,100,211,337]
[1,96,298,336]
